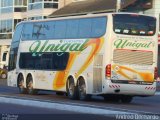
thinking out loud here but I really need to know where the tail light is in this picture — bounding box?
[154,67,158,79]
[106,64,111,78]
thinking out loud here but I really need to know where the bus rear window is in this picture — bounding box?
[113,14,156,36]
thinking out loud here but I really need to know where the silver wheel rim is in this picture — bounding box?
[27,76,33,90]
[79,84,86,98]
[19,76,24,89]
[68,82,74,96]
[28,81,33,90]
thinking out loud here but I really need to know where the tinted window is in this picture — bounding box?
[23,22,54,40]
[92,17,107,37]
[2,52,7,61]
[8,48,18,71]
[52,53,69,70]
[54,20,66,39]
[44,3,58,8]
[22,23,33,40]
[66,19,79,38]
[19,53,41,69]
[113,14,156,36]
[78,18,92,38]
[41,53,52,69]
[22,17,107,40]
[19,52,69,70]
[8,23,23,71]
[32,23,49,40]
[12,23,23,43]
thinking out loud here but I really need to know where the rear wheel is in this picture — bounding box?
[120,95,133,103]
[17,74,26,94]
[26,75,38,95]
[67,77,78,100]
[78,78,91,101]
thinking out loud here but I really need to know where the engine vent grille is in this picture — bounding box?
[93,68,102,93]
[113,49,153,65]
[93,54,103,93]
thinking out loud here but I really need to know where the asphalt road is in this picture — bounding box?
[0,103,114,120]
[0,85,160,116]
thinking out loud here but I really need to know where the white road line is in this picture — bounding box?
[155,92,160,95]
[0,94,158,115]
[0,96,132,116]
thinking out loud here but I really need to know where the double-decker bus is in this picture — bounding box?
[8,13,158,103]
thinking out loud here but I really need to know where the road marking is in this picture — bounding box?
[0,94,159,114]
[0,96,133,116]
[0,95,159,115]
[155,92,160,95]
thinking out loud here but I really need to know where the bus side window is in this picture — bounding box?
[41,53,52,70]
[2,52,7,61]
[12,24,24,43]
[66,19,79,39]
[92,17,107,37]
[18,52,70,71]
[78,18,92,38]
[9,24,23,71]
[9,48,18,71]
[52,52,69,71]
[22,23,33,40]
[54,21,66,39]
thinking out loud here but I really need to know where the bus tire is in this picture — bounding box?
[66,77,78,100]
[26,75,38,95]
[78,78,91,101]
[120,95,133,103]
[17,74,27,94]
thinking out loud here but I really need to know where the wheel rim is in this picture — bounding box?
[79,83,86,99]
[68,82,74,96]
[19,75,24,89]
[27,76,33,90]
[28,81,33,90]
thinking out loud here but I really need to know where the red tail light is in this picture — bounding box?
[106,64,111,78]
[154,67,158,79]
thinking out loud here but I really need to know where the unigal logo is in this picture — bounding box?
[114,39,153,49]
[29,40,88,52]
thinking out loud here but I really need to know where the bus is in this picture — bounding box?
[7,13,158,103]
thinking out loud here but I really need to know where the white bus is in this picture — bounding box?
[8,13,158,103]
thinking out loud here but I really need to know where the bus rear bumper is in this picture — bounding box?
[102,80,156,96]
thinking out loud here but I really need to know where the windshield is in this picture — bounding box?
[113,14,156,36]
